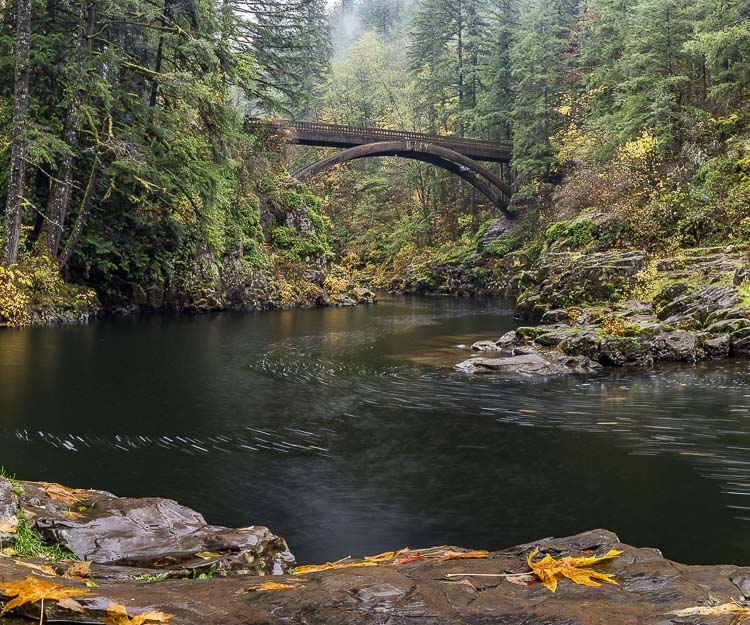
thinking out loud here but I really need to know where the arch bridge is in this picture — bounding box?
[245,118,513,213]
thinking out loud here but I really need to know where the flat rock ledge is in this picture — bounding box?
[2,481,750,624]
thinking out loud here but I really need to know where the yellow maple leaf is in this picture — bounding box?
[293,561,378,575]
[526,548,623,593]
[0,576,91,615]
[102,602,173,625]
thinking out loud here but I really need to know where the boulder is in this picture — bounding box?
[540,309,569,324]
[659,285,739,324]
[699,333,731,358]
[599,337,654,367]
[495,330,521,348]
[10,480,294,576]
[456,352,601,375]
[0,479,18,542]
[656,330,701,362]
[471,340,502,352]
[558,331,602,360]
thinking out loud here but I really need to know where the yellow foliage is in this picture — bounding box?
[277,280,295,305]
[621,130,659,161]
[600,315,630,337]
[323,273,349,295]
[0,258,97,327]
[0,265,32,327]
[391,243,419,277]
[627,259,660,300]
[526,548,622,593]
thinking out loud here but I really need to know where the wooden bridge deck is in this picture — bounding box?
[246,118,511,163]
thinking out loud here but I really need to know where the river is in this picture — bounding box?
[1,295,749,565]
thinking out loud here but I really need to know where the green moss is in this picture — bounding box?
[486,234,522,256]
[545,221,570,243]
[271,226,327,260]
[515,326,548,339]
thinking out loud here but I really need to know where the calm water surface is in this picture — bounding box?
[2,295,750,565]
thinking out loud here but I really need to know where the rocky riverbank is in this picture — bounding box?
[1,478,749,624]
[456,240,750,374]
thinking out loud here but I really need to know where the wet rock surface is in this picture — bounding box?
[1,511,748,625]
[3,479,294,576]
[458,247,750,373]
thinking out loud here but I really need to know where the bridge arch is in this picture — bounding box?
[293,141,512,213]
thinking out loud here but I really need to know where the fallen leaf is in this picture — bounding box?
[293,561,378,575]
[395,553,422,565]
[64,561,92,579]
[527,548,623,593]
[438,550,489,562]
[194,551,224,560]
[363,548,409,562]
[245,581,304,592]
[441,578,477,591]
[0,515,18,534]
[102,602,173,625]
[38,482,88,506]
[1,548,19,557]
[61,510,85,521]
[671,601,750,617]
[13,560,58,577]
[57,597,86,613]
[84,580,98,587]
[0,576,90,615]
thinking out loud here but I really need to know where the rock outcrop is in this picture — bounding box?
[2,479,294,577]
[1,509,749,625]
[457,246,750,372]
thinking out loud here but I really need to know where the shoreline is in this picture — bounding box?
[1,478,746,624]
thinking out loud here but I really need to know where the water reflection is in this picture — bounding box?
[1,296,749,564]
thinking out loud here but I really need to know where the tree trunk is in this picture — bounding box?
[3,0,32,265]
[45,0,92,260]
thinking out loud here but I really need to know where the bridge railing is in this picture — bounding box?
[245,118,511,152]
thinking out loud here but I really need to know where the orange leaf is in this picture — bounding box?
[102,602,173,625]
[438,550,489,562]
[63,561,92,579]
[13,560,58,577]
[38,482,88,506]
[293,561,378,575]
[0,576,90,615]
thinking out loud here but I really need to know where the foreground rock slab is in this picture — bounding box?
[2,522,750,623]
[3,479,294,576]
